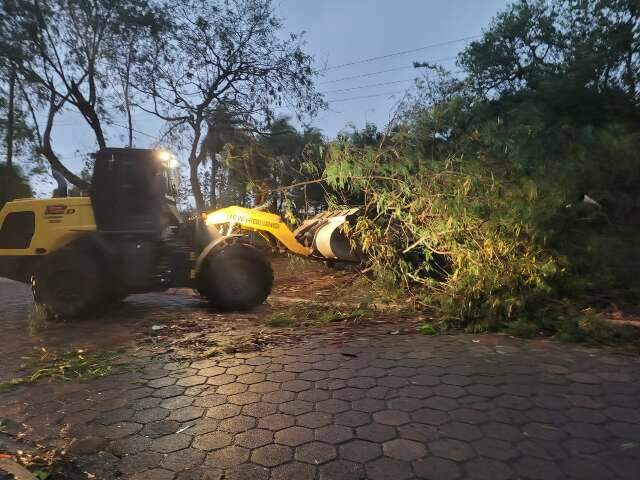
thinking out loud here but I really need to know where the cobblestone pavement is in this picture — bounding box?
[1,282,640,479]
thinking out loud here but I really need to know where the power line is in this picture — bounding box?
[320,66,415,85]
[322,78,416,94]
[327,90,410,103]
[43,117,160,140]
[321,36,479,71]
[319,57,457,85]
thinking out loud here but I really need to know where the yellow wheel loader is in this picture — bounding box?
[0,148,274,317]
[0,148,360,318]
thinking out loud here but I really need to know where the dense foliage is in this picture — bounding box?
[0,164,32,210]
[322,0,640,338]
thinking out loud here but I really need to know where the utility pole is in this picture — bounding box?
[5,65,16,168]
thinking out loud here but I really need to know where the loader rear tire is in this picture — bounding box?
[33,247,104,318]
[202,243,273,311]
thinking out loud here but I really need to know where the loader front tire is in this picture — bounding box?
[33,247,103,318]
[202,243,273,311]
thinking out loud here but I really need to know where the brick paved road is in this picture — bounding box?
[1,281,640,479]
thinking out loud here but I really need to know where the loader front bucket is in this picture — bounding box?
[294,208,361,262]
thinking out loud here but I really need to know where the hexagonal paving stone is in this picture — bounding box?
[373,410,410,426]
[192,431,233,451]
[424,396,459,411]
[176,376,207,387]
[130,397,163,411]
[471,438,519,461]
[216,383,248,396]
[352,398,386,413]
[161,396,194,410]
[482,422,524,442]
[207,374,237,386]
[429,438,476,462]
[314,424,354,444]
[218,414,256,434]
[335,410,371,427]
[206,404,242,420]
[242,402,278,418]
[316,399,350,414]
[96,408,134,425]
[388,397,423,412]
[279,400,313,415]
[109,435,152,457]
[235,428,274,448]
[262,391,296,403]
[514,457,565,480]
[366,457,413,480]
[258,413,295,431]
[129,468,176,480]
[275,426,314,446]
[354,423,396,443]
[228,392,261,406]
[251,444,293,467]
[148,377,176,389]
[412,457,461,480]
[97,422,142,439]
[193,394,225,408]
[267,372,296,383]
[168,406,204,422]
[270,461,316,480]
[160,448,205,472]
[152,385,186,399]
[450,408,490,425]
[237,373,266,385]
[297,412,333,429]
[410,374,440,386]
[142,420,180,439]
[383,438,427,461]
[132,407,170,423]
[397,422,438,442]
[227,365,253,375]
[281,380,312,392]
[319,459,365,480]
[295,441,337,465]
[339,439,382,463]
[183,418,219,436]
[120,452,165,474]
[439,421,483,442]
[466,457,515,480]
[332,388,366,401]
[298,389,330,402]
[151,433,192,453]
[359,367,387,378]
[249,381,280,393]
[198,366,226,377]
[206,446,250,468]
[346,377,377,389]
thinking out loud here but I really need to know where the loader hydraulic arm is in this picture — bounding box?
[205,206,312,256]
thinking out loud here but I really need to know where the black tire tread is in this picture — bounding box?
[202,243,273,311]
[33,244,104,318]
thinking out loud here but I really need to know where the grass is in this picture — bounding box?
[0,348,118,393]
[266,301,376,328]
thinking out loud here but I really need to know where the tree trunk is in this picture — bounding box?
[124,42,134,147]
[41,92,88,190]
[5,65,16,168]
[209,153,218,209]
[189,160,206,213]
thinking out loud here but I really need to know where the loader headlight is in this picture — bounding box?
[157,149,179,168]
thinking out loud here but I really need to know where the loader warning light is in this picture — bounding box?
[45,205,67,215]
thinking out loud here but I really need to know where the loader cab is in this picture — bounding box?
[91,148,181,235]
